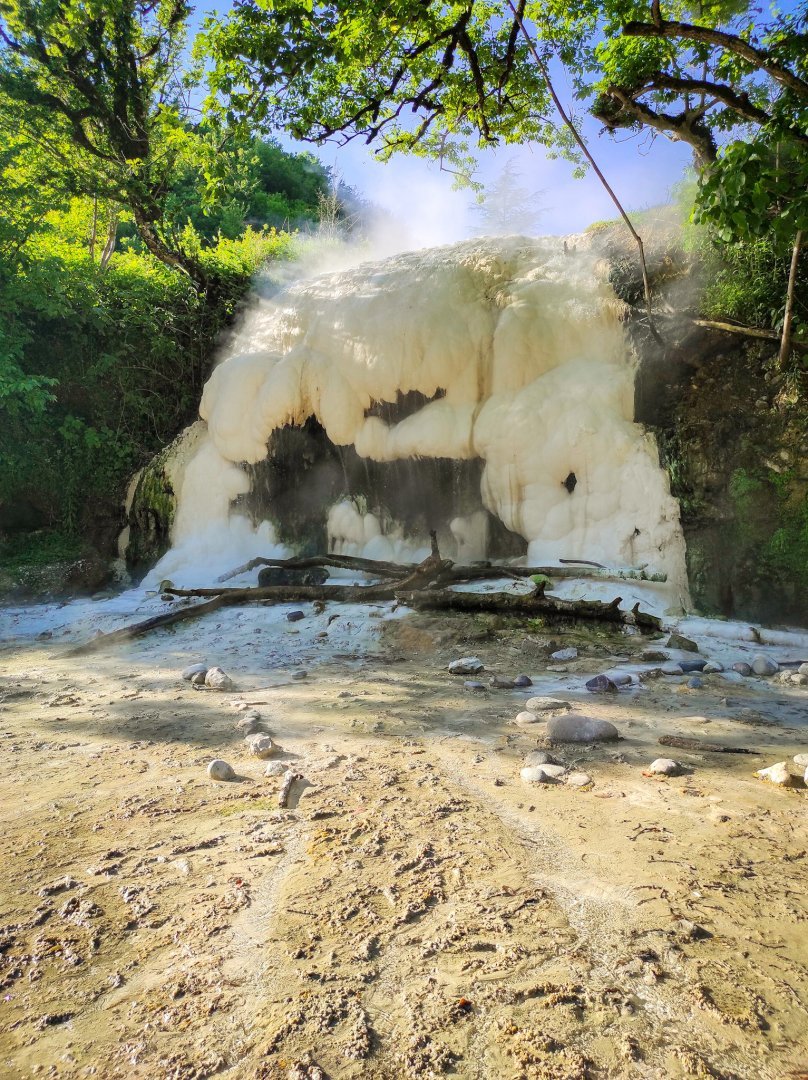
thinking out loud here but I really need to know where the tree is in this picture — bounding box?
[472,160,545,235]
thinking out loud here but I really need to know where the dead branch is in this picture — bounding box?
[62,595,235,656]
[659,735,759,755]
[216,554,410,582]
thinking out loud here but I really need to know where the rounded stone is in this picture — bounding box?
[489,675,516,689]
[565,772,592,787]
[207,759,235,781]
[550,647,578,662]
[687,677,703,690]
[751,654,779,677]
[702,661,724,673]
[799,663,808,676]
[649,758,683,776]
[732,662,752,676]
[286,610,305,622]
[585,674,619,693]
[191,670,207,686]
[449,657,484,675]
[791,674,808,686]
[546,713,619,743]
[236,715,263,734]
[661,663,684,676]
[182,663,208,682]
[793,753,808,768]
[463,680,487,693]
[245,733,276,759]
[524,697,571,713]
[264,760,287,777]
[513,674,533,687]
[205,666,233,690]
[524,750,560,767]
[515,710,542,726]
[520,764,564,784]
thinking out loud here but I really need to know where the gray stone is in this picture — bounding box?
[513,674,533,687]
[524,750,561,767]
[565,771,592,787]
[524,697,571,713]
[245,733,276,759]
[264,760,287,777]
[661,663,684,676]
[666,632,699,652]
[756,761,803,787]
[515,710,543,726]
[702,661,724,673]
[642,649,669,662]
[550,647,578,662]
[719,671,745,684]
[607,672,633,686]
[649,758,684,776]
[182,663,208,681]
[680,660,707,673]
[520,764,565,784]
[207,759,235,781]
[236,715,262,734]
[286,610,305,622]
[687,677,703,690]
[792,674,808,686]
[448,657,484,675]
[191,670,207,686]
[292,670,308,680]
[751,654,779,676]
[546,713,619,743]
[585,674,619,693]
[205,666,233,690]
[489,675,516,689]
[463,680,487,693]
[732,662,752,676]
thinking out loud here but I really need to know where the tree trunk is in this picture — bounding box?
[779,229,803,369]
[132,205,206,287]
[99,210,119,270]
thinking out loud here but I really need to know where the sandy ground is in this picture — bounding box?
[0,594,807,1080]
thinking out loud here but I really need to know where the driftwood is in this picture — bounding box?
[398,586,662,630]
[659,735,759,755]
[63,537,663,654]
[217,554,667,586]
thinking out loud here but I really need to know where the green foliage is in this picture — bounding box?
[729,467,808,587]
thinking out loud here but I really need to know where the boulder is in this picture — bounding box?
[666,632,699,652]
[648,758,684,776]
[245,733,276,759]
[520,764,566,784]
[207,759,235,781]
[524,697,571,713]
[205,667,233,690]
[756,761,803,787]
[546,713,619,743]
[182,663,208,682]
[448,657,484,675]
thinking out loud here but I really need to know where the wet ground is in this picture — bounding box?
[1,596,807,1079]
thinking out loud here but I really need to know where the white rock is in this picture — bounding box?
[791,673,808,686]
[649,758,684,776]
[751,655,779,676]
[775,670,794,684]
[205,666,234,690]
[794,753,808,768]
[264,761,287,777]
[799,663,808,675]
[565,772,592,787]
[515,710,543,726]
[546,713,619,743]
[520,765,564,784]
[524,697,571,713]
[182,663,208,681]
[756,761,803,787]
[207,759,235,781]
[245,733,276,759]
[448,656,484,675]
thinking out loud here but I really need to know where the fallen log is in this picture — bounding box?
[395,586,662,630]
[659,735,759,755]
[216,554,409,582]
[62,595,236,656]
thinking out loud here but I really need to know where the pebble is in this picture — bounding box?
[524,750,561,767]
[756,761,803,787]
[565,771,592,787]
[661,663,684,676]
[449,657,484,675]
[520,764,565,784]
[550,647,578,662]
[264,761,287,777]
[515,711,543,726]
[666,632,699,652]
[702,661,724,673]
[546,713,619,743]
[732,662,752,676]
[204,667,233,690]
[679,659,707,673]
[463,681,487,693]
[751,654,779,676]
[245,733,276,759]
[524,697,571,713]
[687,677,703,690]
[513,674,533,687]
[182,663,208,681]
[649,758,684,776]
[800,663,808,675]
[207,759,235,781]
[286,610,305,622]
[585,674,618,693]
